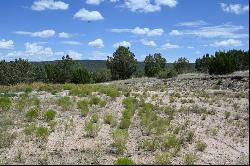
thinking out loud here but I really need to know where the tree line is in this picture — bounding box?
[0,46,249,85]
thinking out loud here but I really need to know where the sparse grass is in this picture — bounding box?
[77,100,89,117]
[26,108,40,122]
[0,131,16,148]
[114,157,134,165]
[57,96,73,111]
[24,123,37,135]
[90,113,99,123]
[155,152,171,165]
[85,120,100,137]
[183,153,196,165]
[0,96,12,111]
[89,96,101,106]
[196,141,207,152]
[139,137,160,151]
[48,120,57,131]
[163,134,180,150]
[104,112,116,126]
[186,131,194,142]
[112,129,128,154]
[43,109,56,122]
[224,111,231,119]
[99,100,107,107]
[35,127,49,139]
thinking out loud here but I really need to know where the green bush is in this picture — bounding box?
[72,68,90,84]
[89,96,101,106]
[85,120,100,138]
[0,96,12,111]
[44,109,56,122]
[26,108,39,122]
[90,113,99,123]
[158,69,177,79]
[90,70,112,83]
[114,157,134,165]
[144,53,166,77]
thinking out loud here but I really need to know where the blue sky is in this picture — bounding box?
[0,0,249,62]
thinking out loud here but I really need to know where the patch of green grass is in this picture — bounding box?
[24,123,36,135]
[90,113,99,123]
[139,137,161,151]
[196,141,207,152]
[114,157,134,165]
[104,112,116,126]
[0,96,12,111]
[77,100,89,117]
[85,120,100,137]
[43,109,56,122]
[183,153,196,165]
[112,129,128,154]
[155,152,171,165]
[119,109,133,129]
[186,131,194,142]
[163,134,180,150]
[24,86,33,94]
[57,96,73,111]
[224,111,231,119]
[89,96,101,106]
[26,108,40,122]
[35,127,49,139]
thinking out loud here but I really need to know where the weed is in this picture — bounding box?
[77,100,89,117]
[89,96,101,106]
[104,112,116,126]
[57,97,73,111]
[155,152,171,165]
[24,123,36,135]
[48,120,57,131]
[186,131,194,142]
[36,127,49,139]
[85,120,100,137]
[112,129,128,154]
[26,108,39,122]
[183,153,196,165]
[0,97,12,111]
[90,113,99,123]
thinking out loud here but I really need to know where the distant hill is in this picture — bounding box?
[32,60,195,71]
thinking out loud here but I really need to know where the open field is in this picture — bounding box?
[0,71,249,165]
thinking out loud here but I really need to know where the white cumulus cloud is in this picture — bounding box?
[140,39,157,46]
[86,0,104,5]
[111,27,164,36]
[31,0,69,11]
[210,39,243,47]
[220,3,249,15]
[15,29,55,38]
[88,38,104,48]
[74,8,104,21]
[113,41,131,48]
[162,43,180,49]
[58,32,71,38]
[0,39,14,49]
[169,30,182,36]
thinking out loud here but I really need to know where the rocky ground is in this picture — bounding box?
[0,71,249,165]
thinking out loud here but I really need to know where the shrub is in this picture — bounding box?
[114,157,134,165]
[0,96,12,111]
[77,100,89,117]
[26,108,39,122]
[57,96,73,111]
[112,129,128,154]
[25,86,33,93]
[173,57,192,74]
[44,109,56,122]
[85,120,100,137]
[36,127,49,139]
[90,70,112,83]
[104,112,116,126]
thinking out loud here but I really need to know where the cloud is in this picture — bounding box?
[161,43,180,49]
[220,3,249,15]
[61,41,82,45]
[90,51,111,60]
[187,46,194,49]
[176,20,207,27]
[86,0,104,5]
[140,39,157,46]
[169,24,249,38]
[111,27,164,36]
[74,8,104,21]
[113,41,131,48]
[25,42,53,57]
[88,38,104,48]
[58,32,71,38]
[169,30,182,36]
[0,39,14,49]
[124,0,177,13]
[210,39,243,47]
[15,29,55,38]
[31,0,69,11]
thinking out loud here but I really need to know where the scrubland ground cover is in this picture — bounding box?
[0,71,249,165]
